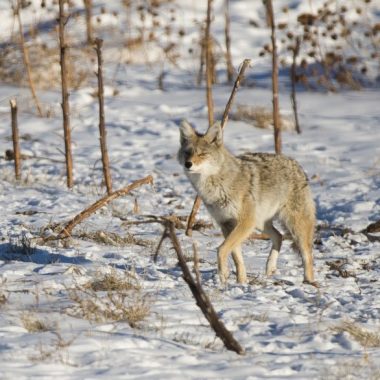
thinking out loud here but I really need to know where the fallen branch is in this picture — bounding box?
[186,59,251,236]
[127,215,244,354]
[167,222,244,355]
[326,260,356,279]
[58,175,153,238]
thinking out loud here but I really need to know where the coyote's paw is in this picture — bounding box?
[265,262,277,277]
[236,272,247,284]
[217,265,229,284]
[303,279,319,288]
[266,252,278,277]
[265,266,277,277]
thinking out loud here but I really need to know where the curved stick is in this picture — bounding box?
[59,175,153,238]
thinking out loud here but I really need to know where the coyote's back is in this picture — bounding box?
[178,120,316,286]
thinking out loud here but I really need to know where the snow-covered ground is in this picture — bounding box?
[0,0,379,379]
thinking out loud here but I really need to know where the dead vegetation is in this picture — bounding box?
[77,230,154,248]
[66,269,150,327]
[325,259,356,279]
[333,320,380,348]
[231,104,295,131]
[28,330,77,364]
[20,312,51,333]
[7,232,36,256]
[265,0,380,91]
[320,356,380,380]
[0,279,8,307]
[0,41,92,91]
[84,268,141,292]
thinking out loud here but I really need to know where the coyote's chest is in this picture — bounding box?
[187,173,239,224]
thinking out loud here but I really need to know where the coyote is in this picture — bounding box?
[178,120,316,285]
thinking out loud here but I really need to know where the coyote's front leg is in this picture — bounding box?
[218,214,255,284]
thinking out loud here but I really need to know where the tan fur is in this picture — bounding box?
[178,120,316,285]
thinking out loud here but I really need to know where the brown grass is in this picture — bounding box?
[20,312,51,333]
[231,105,295,131]
[333,320,380,348]
[67,269,150,327]
[78,230,154,248]
[319,355,380,380]
[0,279,8,307]
[84,268,141,292]
[0,42,91,91]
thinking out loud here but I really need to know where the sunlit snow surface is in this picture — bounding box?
[0,0,379,378]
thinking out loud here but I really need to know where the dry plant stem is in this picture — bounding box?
[95,38,112,195]
[291,37,301,134]
[185,195,202,236]
[58,0,74,188]
[192,241,201,285]
[59,175,153,238]
[197,31,206,86]
[266,0,282,154]
[186,59,251,236]
[153,225,169,263]
[167,222,244,355]
[205,0,214,127]
[221,59,251,128]
[83,0,93,44]
[10,99,21,181]
[224,0,234,83]
[15,2,43,117]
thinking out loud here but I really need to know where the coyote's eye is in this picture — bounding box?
[198,153,209,158]
[184,147,194,156]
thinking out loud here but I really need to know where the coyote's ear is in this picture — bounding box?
[179,120,195,145]
[205,121,223,146]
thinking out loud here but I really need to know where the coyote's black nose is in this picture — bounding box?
[185,161,193,169]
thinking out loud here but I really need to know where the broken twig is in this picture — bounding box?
[58,175,153,238]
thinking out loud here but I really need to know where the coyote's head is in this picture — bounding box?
[177,120,223,175]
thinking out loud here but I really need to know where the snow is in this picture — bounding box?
[0,0,380,379]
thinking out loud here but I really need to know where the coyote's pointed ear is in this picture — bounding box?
[179,120,195,145]
[205,121,223,146]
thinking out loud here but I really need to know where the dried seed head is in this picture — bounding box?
[346,56,358,64]
[287,31,294,39]
[297,13,317,26]
[372,23,380,35]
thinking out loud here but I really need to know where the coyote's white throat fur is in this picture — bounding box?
[178,120,316,285]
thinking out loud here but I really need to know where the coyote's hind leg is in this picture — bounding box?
[263,222,282,276]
